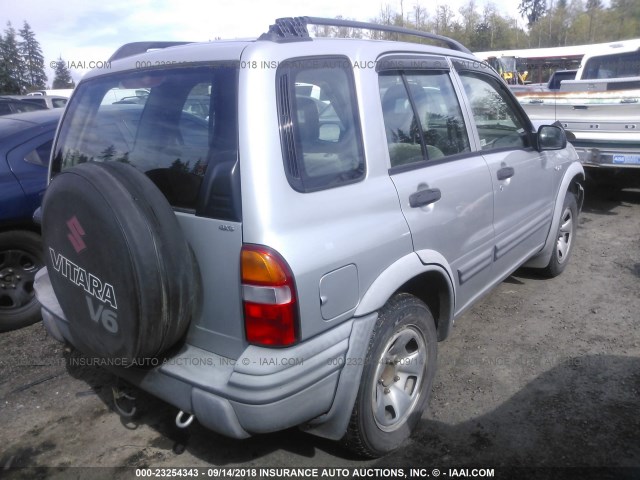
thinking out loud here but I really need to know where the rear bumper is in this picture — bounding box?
[35,267,373,439]
[575,145,640,169]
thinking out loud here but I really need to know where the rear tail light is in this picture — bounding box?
[241,245,299,347]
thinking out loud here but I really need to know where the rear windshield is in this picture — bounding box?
[52,64,238,212]
[582,50,640,79]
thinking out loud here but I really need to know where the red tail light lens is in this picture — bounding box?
[241,245,298,347]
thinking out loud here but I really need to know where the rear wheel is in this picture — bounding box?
[0,230,43,332]
[343,293,437,458]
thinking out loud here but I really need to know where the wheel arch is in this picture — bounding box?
[0,222,41,236]
[355,252,455,342]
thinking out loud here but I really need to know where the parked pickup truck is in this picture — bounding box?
[515,39,640,170]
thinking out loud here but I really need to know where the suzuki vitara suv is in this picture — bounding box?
[35,17,584,457]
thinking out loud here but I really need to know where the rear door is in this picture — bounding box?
[378,57,495,314]
[51,64,246,358]
[454,62,556,281]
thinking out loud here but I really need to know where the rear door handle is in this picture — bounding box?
[497,166,515,181]
[409,188,441,208]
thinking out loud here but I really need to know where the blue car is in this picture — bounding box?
[0,109,62,331]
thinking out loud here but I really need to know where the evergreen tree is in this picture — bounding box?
[19,21,47,90]
[52,56,74,89]
[0,22,25,93]
[0,33,8,92]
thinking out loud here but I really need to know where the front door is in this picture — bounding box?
[455,68,555,281]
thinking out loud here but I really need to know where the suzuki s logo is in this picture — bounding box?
[66,216,86,253]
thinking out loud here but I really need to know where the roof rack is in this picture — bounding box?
[260,16,471,54]
[109,41,193,63]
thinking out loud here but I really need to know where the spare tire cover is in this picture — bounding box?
[42,162,199,362]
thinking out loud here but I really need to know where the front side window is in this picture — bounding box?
[277,57,365,192]
[52,65,238,210]
[458,71,530,151]
[379,70,470,168]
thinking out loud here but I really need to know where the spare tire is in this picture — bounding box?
[41,161,200,362]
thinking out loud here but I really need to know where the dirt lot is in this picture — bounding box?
[1,175,639,479]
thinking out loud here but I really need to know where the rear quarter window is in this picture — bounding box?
[276,57,365,192]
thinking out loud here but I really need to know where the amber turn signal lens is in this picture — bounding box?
[241,247,288,285]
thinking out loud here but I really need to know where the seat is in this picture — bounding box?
[295,96,320,146]
[382,84,443,165]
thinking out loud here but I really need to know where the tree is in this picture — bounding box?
[0,22,26,93]
[18,21,47,90]
[435,5,456,35]
[412,2,428,31]
[549,0,571,45]
[319,0,640,52]
[610,0,640,40]
[459,0,481,47]
[52,57,74,89]
[586,0,603,41]
[519,0,548,27]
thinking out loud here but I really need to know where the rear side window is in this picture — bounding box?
[379,70,470,167]
[277,57,365,192]
[52,65,238,211]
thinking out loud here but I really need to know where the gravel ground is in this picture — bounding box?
[1,175,639,479]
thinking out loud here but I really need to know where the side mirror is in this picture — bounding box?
[537,125,567,151]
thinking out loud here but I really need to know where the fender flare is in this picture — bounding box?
[355,250,456,339]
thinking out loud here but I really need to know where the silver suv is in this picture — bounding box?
[35,17,584,457]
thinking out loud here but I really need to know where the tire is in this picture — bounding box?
[41,162,200,362]
[343,293,437,458]
[0,230,44,332]
[541,192,578,278]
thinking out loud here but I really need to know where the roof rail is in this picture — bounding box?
[260,16,471,54]
[108,41,193,63]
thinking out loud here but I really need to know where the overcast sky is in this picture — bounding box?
[4,0,523,85]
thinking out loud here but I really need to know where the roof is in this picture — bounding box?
[0,95,67,101]
[82,36,477,83]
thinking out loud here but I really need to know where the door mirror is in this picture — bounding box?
[537,125,567,151]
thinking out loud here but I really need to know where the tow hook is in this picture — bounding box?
[112,386,137,418]
[175,410,195,428]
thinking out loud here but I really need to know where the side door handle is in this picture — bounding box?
[409,188,441,208]
[497,166,515,181]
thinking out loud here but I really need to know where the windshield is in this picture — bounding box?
[52,64,238,210]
